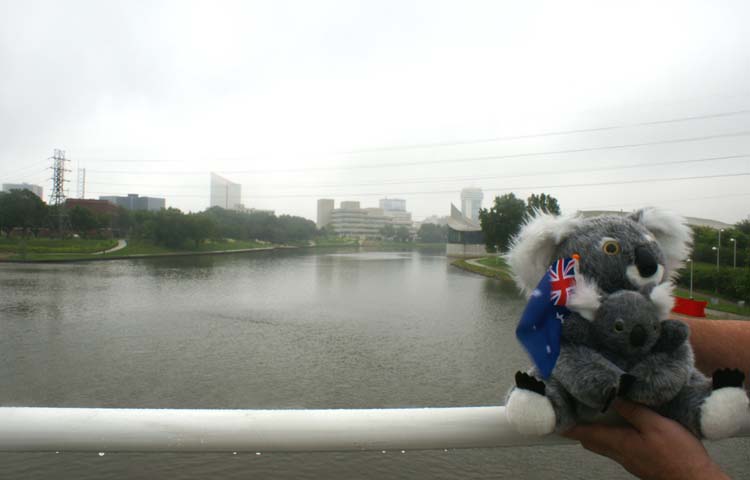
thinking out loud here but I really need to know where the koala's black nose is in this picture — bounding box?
[630,324,647,347]
[635,246,658,278]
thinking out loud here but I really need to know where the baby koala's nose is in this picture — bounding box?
[630,324,647,347]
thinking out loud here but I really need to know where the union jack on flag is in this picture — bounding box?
[515,257,578,378]
[549,257,577,306]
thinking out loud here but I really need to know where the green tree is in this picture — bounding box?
[417,223,448,243]
[735,219,750,236]
[0,189,47,236]
[185,213,215,247]
[479,193,526,253]
[526,193,561,216]
[69,206,101,234]
[379,223,396,240]
[395,225,411,242]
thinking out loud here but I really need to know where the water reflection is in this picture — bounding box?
[0,249,747,479]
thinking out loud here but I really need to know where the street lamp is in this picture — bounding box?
[730,238,736,269]
[712,246,719,293]
[717,228,723,270]
[686,258,694,299]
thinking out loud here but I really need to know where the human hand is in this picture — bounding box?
[563,400,729,480]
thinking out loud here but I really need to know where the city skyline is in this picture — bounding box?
[1,2,749,224]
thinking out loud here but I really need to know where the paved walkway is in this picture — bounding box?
[93,239,127,255]
[465,257,508,273]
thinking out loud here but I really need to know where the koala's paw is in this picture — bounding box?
[618,373,637,397]
[506,376,556,436]
[515,371,545,395]
[712,368,745,390]
[700,387,749,440]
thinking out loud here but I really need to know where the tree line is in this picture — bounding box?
[0,189,318,248]
[479,192,561,252]
[477,191,749,301]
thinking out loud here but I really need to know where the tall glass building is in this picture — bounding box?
[460,187,484,222]
[210,173,242,210]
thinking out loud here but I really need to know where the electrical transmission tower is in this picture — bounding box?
[49,149,71,235]
[77,167,86,198]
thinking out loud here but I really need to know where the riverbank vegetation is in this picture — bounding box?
[479,192,561,253]
[676,261,750,304]
[451,255,513,282]
[0,188,319,253]
[0,238,117,256]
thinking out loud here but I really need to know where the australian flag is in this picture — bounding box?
[516,257,577,379]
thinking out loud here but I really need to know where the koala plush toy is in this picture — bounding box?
[504,208,749,439]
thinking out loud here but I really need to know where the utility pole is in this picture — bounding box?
[77,167,86,199]
[49,149,71,236]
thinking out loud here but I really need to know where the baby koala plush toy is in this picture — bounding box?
[504,207,749,439]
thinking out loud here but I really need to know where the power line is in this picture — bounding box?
[581,192,750,212]
[85,171,750,199]
[65,108,750,166]
[341,108,750,154]
[0,158,54,181]
[81,153,750,191]
[84,130,750,176]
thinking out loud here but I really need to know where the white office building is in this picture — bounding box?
[379,198,406,212]
[330,201,389,238]
[317,198,335,229]
[461,187,484,222]
[210,173,242,210]
[3,183,43,199]
[379,198,411,227]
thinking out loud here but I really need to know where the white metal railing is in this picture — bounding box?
[0,406,748,453]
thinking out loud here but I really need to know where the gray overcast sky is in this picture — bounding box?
[1,0,749,223]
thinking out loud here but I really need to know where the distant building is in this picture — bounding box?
[317,198,335,229]
[461,187,484,222]
[3,183,43,199]
[324,198,415,238]
[379,198,411,227]
[330,201,389,238]
[384,210,412,228]
[379,198,406,212]
[65,198,120,215]
[447,204,485,257]
[210,172,242,210]
[421,215,450,226]
[100,194,165,212]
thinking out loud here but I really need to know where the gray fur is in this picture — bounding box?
[506,208,693,297]
[554,217,667,293]
[509,289,725,437]
[505,210,746,439]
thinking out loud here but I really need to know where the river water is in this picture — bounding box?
[0,249,747,479]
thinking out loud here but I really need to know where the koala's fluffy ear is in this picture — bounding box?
[629,207,693,276]
[505,212,583,296]
[649,282,675,319]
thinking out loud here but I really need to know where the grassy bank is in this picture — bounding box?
[1,238,275,262]
[0,238,117,256]
[360,240,446,249]
[451,255,514,282]
[312,238,360,248]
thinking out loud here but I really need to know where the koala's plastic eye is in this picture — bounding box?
[602,240,621,256]
[614,319,625,332]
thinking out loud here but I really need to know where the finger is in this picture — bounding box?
[563,424,628,463]
[613,399,663,433]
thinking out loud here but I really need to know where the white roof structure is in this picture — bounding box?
[448,204,481,232]
[577,210,734,230]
